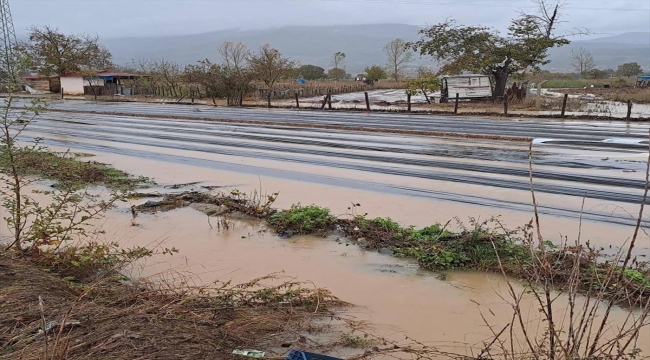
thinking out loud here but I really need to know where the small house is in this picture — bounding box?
[59,71,140,95]
[439,74,492,102]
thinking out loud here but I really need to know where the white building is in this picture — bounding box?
[59,71,140,95]
[60,75,104,95]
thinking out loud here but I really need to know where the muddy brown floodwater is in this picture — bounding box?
[41,150,640,357]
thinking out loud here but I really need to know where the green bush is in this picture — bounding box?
[268,204,336,235]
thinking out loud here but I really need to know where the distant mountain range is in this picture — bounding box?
[101,25,650,74]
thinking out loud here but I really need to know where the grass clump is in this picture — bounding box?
[0,148,150,191]
[345,215,526,270]
[268,204,336,236]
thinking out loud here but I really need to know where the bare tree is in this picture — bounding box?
[331,52,346,70]
[249,44,296,108]
[571,47,595,77]
[384,39,413,82]
[137,58,183,97]
[219,41,250,72]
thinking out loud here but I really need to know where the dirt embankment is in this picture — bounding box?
[0,256,343,360]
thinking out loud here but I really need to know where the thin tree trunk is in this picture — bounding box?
[267,92,272,108]
[492,66,509,100]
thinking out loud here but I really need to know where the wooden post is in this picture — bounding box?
[320,94,328,110]
[191,88,195,103]
[503,95,508,115]
[407,93,412,112]
[364,92,370,111]
[239,92,244,107]
[627,100,633,120]
[295,92,300,109]
[61,88,64,99]
[327,91,332,109]
[561,93,568,118]
[453,93,460,114]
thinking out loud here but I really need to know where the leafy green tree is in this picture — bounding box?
[409,0,569,98]
[298,64,325,80]
[364,65,388,80]
[406,67,440,104]
[384,39,413,82]
[20,26,112,76]
[617,62,643,78]
[327,68,346,80]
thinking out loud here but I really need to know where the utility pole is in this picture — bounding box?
[0,0,19,85]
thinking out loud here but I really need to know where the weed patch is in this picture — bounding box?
[268,204,336,236]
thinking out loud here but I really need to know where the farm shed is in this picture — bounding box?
[20,75,51,92]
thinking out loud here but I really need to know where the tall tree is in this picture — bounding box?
[249,44,296,108]
[331,52,346,71]
[21,26,112,76]
[298,64,326,80]
[384,39,413,82]
[410,0,570,98]
[617,62,643,78]
[219,41,249,72]
[184,60,224,105]
[364,65,388,81]
[219,42,253,106]
[571,47,594,77]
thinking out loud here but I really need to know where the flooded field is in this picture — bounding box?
[4,99,650,357]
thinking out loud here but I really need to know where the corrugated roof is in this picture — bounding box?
[21,75,47,80]
[96,71,140,78]
[59,70,140,78]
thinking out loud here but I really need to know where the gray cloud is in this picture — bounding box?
[12,0,650,39]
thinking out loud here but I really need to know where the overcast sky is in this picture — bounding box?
[12,0,650,39]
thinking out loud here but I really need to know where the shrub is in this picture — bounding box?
[268,204,336,235]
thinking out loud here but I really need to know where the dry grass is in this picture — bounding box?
[0,256,342,360]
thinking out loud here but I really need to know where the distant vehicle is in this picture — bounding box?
[439,74,493,102]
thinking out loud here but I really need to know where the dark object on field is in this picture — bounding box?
[506,82,527,102]
[603,84,611,89]
[285,349,343,360]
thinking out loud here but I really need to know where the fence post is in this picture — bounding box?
[407,93,412,112]
[561,93,568,118]
[627,100,633,120]
[503,95,508,115]
[454,93,460,114]
[61,88,64,99]
[364,92,370,111]
[191,88,195,103]
[295,92,300,109]
[327,90,332,109]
